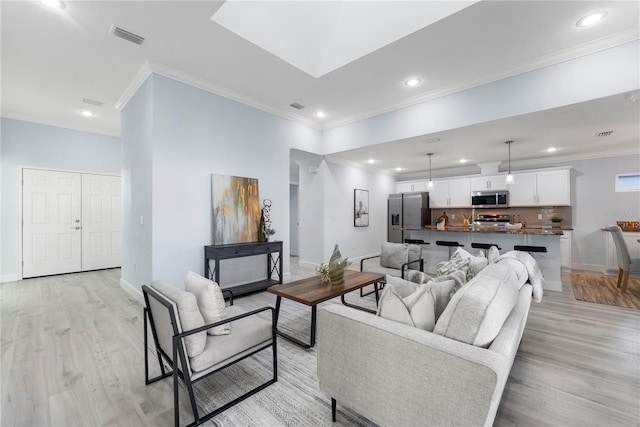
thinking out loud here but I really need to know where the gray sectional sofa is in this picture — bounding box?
[317,253,542,426]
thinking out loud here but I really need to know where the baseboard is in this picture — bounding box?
[0,274,18,283]
[120,278,144,304]
[299,260,320,270]
[571,263,606,272]
[283,272,291,282]
[544,280,562,292]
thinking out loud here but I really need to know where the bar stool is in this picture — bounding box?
[471,242,501,256]
[514,245,547,254]
[436,241,464,258]
[404,239,430,245]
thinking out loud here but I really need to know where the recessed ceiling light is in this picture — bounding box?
[576,11,607,28]
[40,0,65,9]
[395,167,403,171]
[367,159,378,164]
[316,111,326,118]
[546,147,557,153]
[80,110,94,117]
[404,77,422,87]
[459,159,467,163]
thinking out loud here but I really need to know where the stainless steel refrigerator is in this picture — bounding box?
[388,192,431,243]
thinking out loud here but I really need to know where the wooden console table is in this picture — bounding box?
[204,241,283,296]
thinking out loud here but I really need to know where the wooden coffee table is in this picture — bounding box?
[267,270,384,348]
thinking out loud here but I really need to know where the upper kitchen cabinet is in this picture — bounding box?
[395,180,429,193]
[470,175,507,191]
[430,178,471,208]
[509,169,571,206]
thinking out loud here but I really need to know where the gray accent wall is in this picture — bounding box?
[121,74,324,289]
[0,118,121,282]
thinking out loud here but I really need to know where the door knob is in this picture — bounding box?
[75,219,80,223]
[70,226,81,230]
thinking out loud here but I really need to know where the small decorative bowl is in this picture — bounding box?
[505,223,523,230]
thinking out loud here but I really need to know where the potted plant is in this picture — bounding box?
[550,216,563,228]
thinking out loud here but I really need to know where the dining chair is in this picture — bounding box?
[603,225,640,292]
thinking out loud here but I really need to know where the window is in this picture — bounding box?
[615,173,640,192]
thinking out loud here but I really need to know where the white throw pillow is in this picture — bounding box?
[487,245,500,263]
[385,275,418,298]
[151,280,207,357]
[451,247,488,278]
[185,271,230,336]
[376,283,436,331]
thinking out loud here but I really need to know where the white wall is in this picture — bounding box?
[0,118,121,282]
[322,41,639,155]
[121,74,323,289]
[289,184,299,256]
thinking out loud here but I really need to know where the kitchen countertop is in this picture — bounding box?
[402,226,564,236]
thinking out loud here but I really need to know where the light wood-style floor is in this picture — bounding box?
[2,261,639,426]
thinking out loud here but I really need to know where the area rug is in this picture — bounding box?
[570,272,640,309]
[189,295,378,427]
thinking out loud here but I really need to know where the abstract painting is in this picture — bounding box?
[354,188,369,227]
[212,174,260,244]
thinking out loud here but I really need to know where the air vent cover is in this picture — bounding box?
[111,25,145,45]
[290,102,305,110]
[82,98,104,107]
[596,131,614,137]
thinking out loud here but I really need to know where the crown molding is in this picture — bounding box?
[116,60,323,130]
[1,110,120,137]
[322,30,640,131]
[115,61,153,111]
[396,148,640,181]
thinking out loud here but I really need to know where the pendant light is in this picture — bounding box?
[505,140,515,184]
[427,153,434,189]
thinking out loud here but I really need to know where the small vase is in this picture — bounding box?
[436,221,445,230]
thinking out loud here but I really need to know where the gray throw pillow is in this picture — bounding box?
[376,283,436,331]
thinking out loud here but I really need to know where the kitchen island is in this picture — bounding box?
[402,226,564,291]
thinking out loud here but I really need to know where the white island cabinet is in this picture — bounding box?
[402,229,563,291]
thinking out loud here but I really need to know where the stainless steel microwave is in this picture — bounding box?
[471,191,509,208]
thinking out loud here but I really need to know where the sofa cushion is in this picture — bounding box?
[189,305,272,373]
[376,283,436,331]
[433,263,520,347]
[185,271,230,336]
[151,280,207,357]
[379,242,408,269]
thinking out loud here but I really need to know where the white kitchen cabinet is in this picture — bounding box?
[508,173,537,206]
[395,180,428,193]
[537,170,570,205]
[470,175,507,191]
[605,230,640,272]
[508,169,570,206]
[429,178,471,208]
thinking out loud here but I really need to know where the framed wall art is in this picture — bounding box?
[354,189,369,227]
[211,174,260,244]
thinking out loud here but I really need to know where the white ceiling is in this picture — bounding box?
[2,1,639,173]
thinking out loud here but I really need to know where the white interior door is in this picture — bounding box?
[22,169,82,278]
[81,174,122,271]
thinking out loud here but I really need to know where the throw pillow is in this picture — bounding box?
[405,270,433,284]
[423,279,457,320]
[185,271,230,336]
[436,256,470,278]
[385,274,418,298]
[376,283,436,331]
[450,247,488,279]
[151,280,207,357]
[487,245,500,263]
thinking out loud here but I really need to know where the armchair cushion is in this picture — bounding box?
[151,280,207,357]
[185,271,230,336]
[188,305,273,375]
[380,242,409,269]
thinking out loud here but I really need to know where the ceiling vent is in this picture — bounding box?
[82,98,104,107]
[289,102,305,110]
[111,25,145,45]
[596,130,614,137]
